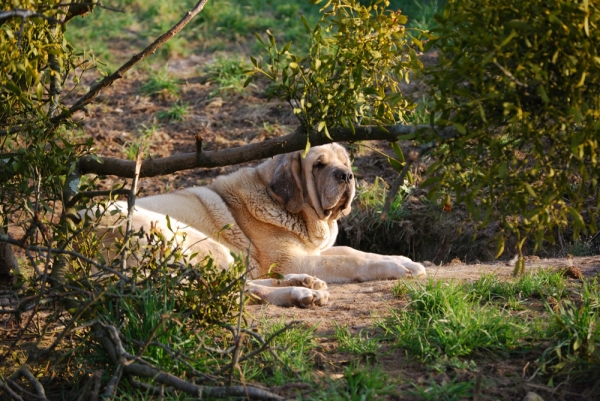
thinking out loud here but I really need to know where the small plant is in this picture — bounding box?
[139,66,180,97]
[565,239,597,257]
[205,56,252,97]
[407,376,475,401]
[334,324,381,356]
[537,279,600,382]
[157,101,188,122]
[316,364,394,401]
[122,124,158,160]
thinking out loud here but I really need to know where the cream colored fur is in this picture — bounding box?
[91,143,426,307]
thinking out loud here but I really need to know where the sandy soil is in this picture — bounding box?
[247,256,600,334]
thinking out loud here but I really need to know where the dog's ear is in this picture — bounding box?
[267,152,304,213]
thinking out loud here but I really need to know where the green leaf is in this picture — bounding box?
[537,85,550,103]
[302,139,311,158]
[523,183,537,198]
[301,15,311,33]
[323,124,332,140]
[567,206,585,229]
[397,132,416,141]
[166,214,172,232]
[388,157,403,173]
[495,236,505,259]
[391,142,405,162]
[451,122,466,135]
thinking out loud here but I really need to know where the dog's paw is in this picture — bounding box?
[291,288,330,308]
[281,273,328,290]
[405,261,427,277]
[392,258,427,278]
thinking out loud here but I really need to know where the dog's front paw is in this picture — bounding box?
[406,261,427,277]
[281,273,328,290]
[291,288,330,308]
[394,258,427,278]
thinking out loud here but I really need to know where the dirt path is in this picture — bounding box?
[246,256,600,333]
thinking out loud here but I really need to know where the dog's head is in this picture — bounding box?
[267,143,356,221]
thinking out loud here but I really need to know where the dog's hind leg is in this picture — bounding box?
[249,273,327,290]
[246,280,329,308]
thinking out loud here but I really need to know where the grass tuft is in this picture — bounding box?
[537,279,600,382]
[383,279,531,361]
[157,101,189,122]
[139,67,180,98]
[334,324,380,356]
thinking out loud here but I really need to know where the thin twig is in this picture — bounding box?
[0,234,131,282]
[67,186,130,208]
[94,322,285,401]
[120,151,143,272]
[102,364,122,397]
[493,60,528,87]
[0,377,23,401]
[32,291,104,361]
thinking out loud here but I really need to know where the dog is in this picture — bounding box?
[88,143,427,307]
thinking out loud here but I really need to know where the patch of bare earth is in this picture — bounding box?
[247,256,600,333]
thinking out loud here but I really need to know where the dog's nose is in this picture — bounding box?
[336,169,354,183]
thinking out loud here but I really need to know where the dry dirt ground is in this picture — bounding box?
[246,256,600,333]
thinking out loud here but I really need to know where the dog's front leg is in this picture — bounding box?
[285,254,425,283]
[320,246,427,278]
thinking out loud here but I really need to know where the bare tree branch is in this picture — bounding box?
[77,124,454,178]
[94,322,286,401]
[0,377,23,401]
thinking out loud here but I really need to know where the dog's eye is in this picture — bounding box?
[314,161,326,170]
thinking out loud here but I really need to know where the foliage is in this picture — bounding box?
[538,279,600,382]
[205,55,252,97]
[157,100,188,121]
[419,0,600,268]
[248,0,422,153]
[0,0,96,276]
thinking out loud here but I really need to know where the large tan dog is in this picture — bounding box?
[98,143,426,307]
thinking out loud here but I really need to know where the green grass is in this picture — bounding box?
[204,55,252,97]
[467,269,568,306]
[334,324,381,356]
[157,101,188,121]
[382,279,532,361]
[139,67,181,97]
[538,279,600,383]
[122,123,158,160]
[314,364,395,401]
[242,318,318,385]
[408,376,475,401]
[383,271,600,389]
[65,0,445,72]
